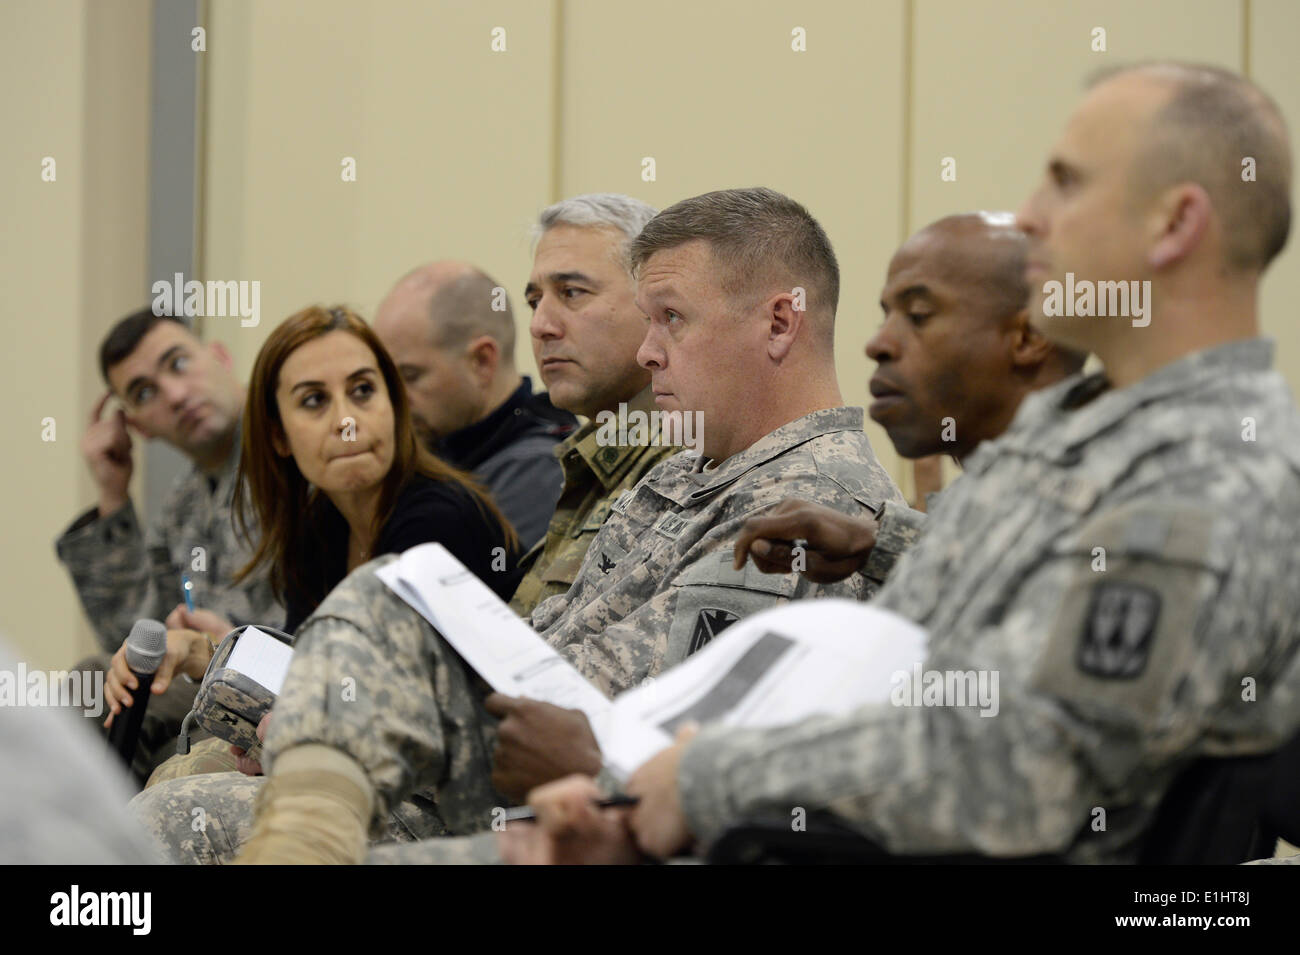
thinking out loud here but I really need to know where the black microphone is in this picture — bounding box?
[107,619,167,766]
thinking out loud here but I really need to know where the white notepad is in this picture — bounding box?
[225,626,294,695]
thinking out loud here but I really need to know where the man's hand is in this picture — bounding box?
[484,694,603,802]
[103,628,213,729]
[497,775,642,865]
[232,712,270,776]
[164,604,235,642]
[625,725,700,859]
[82,391,134,516]
[733,499,878,583]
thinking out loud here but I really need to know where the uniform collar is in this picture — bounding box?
[970,339,1276,472]
[565,386,663,491]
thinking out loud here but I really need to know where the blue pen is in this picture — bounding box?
[182,574,195,613]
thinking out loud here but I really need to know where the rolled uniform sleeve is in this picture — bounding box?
[677,498,1295,859]
[860,502,927,585]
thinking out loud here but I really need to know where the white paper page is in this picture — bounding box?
[602,599,928,772]
[376,548,929,781]
[225,626,294,695]
[376,544,670,773]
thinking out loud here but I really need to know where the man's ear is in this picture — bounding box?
[465,336,501,386]
[766,292,804,362]
[1008,309,1054,370]
[1148,183,1210,271]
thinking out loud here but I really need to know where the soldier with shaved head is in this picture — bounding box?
[736,212,1085,583]
[867,212,1084,463]
[493,62,1300,867]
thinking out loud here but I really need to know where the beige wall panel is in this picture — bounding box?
[912,0,1245,490]
[560,0,910,490]
[1251,0,1300,399]
[5,1,1295,671]
[911,0,1241,229]
[201,0,555,383]
[0,0,151,667]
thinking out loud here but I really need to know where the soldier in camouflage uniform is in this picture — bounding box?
[511,193,684,616]
[290,215,1102,866]
[350,213,1101,865]
[56,310,282,785]
[735,212,1087,584]
[490,63,1300,867]
[143,197,675,792]
[510,386,676,617]
[133,412,901,863]
[664,339,1300,863]
[130,188,906,863]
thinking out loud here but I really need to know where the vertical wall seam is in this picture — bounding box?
[193,0,209,333]
[900,0,914,245]
[550,0,565,203]
[901,0,920,503]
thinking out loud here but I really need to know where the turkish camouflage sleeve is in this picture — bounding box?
[54,498,179,653]
[677,496,1300,859]
[860,502,926,585]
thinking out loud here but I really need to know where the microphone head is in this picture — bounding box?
[123,619,168,674]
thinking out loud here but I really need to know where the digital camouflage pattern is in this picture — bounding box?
[130,405,902,860]
[181,676,273,761]
[146,736,238,788]
[862,502,927,583]
[174,624,296,760]
[56,432,284,786]
[678,341,1300,864]
[366,831,501,865]
[528,406,903,696]
[128,766,451,864]
[55,430,284,653]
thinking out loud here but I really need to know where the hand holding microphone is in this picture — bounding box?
[103,625,215,728]
[105,619,167,764]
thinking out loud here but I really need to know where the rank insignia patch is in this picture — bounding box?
[689,608,740,655]
[1077,582,1161,679]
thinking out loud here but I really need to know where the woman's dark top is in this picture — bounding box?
[283,472,522,633]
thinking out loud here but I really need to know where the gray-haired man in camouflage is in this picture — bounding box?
[492,63,1300,867]
[130,187,906,863]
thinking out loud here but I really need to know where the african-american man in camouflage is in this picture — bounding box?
[497,63,1300,867]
